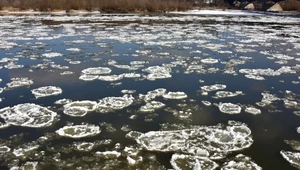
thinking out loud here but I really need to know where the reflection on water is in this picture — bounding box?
[0,14,300,169]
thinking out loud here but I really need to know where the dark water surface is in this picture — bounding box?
[0,13,300,170]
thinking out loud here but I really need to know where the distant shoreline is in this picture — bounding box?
[0,8,299,16]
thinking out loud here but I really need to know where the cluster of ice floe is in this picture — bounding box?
[0,103,57,128]
[96,95,134,113]
[6,77,33,89]
[256,92,281,107]
[134,121,253,159]
[56,124,100,138]
[63,100,97,117]
[143,66,172,80]
[139,101,165,112]
[201,84,226,95]
[31,86,62,98]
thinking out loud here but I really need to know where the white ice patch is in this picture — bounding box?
[60,71,74,75]
[201,84,226,92]
[218,103,241,114]
[55,98,72,105]
[280,151,300,169]
[4,62,24,69]
[213,91,243,99]
[81,67,111,75]
[95,151,121,158]
[163,92,188,100]
[79,74,99,81]
[6,77,33,89]
[245,74,265,80]
[31,86,62,98]
[0,146,11,153]
[257,92,281,106]
[135,122,253,159]
[139,101,165,112]
[42,52,63,58]
[56,124,101,138]
[121,90,136,94]
[97,95,134,113]
[245,107,261,115]
[74,142,95,152]
[122,73,142,79]
[13,144,39,158]
[140,88,167,101]
[201,58,219,64]
[0,103,57,128]
[221,154,262,170]
[19,161,38,170]
[202,101,212,106]
[66,48,81,52]
[143,66,172,80]
[63,100,97,117]
[98,74,123,82]
[171,154,218,170]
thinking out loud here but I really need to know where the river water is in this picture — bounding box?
[0,13,300,170]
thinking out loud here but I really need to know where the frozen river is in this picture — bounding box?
[0,13,300,170]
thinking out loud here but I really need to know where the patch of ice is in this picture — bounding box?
[171,154,218,170]
[73,142,95,152]
[95,151,121,158]
[127,156,143,166]
[221,154,262,170]
[201,84,226,92]
[98,74,123,82]
[121,90,136,94]
[6,77,33,89]
[79,74,99,81]
[163,92,188,100]
[218,103,241,114]
[13,144,39,158]
[60,71,74,75]
[81,67,111,75]
[201,58,218,64]
[140,101,165,112]
[56,124,101,138]
[0,146,11,153]
[245,107,261,115]
[97,95,134,113]
[42,52,63,58]
[69,60,81,64]
[0,103,57,128]
[202,101,212,106]
[63,100,97,117]
[140,88,167,102]
[143,66,172,80]
[245,74,265,80]
[4,62,24,69]
[31,86,62,98]
[213,91,243,99]
[19,161,38,170]
[135,122,253,159]
[280,151,300,169]
[55,98,72,105]
[66,48,81,52]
